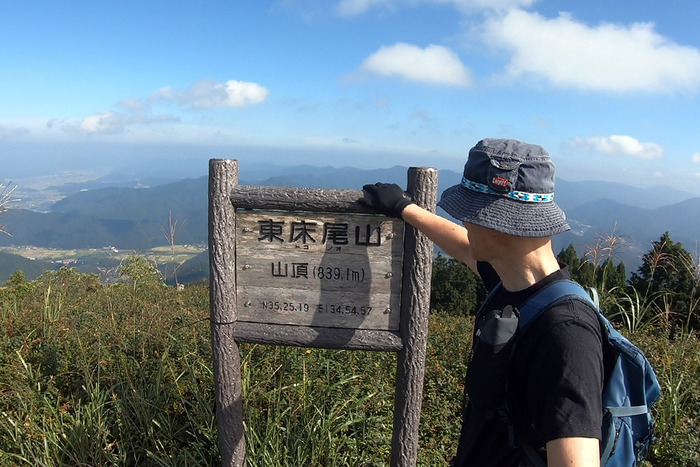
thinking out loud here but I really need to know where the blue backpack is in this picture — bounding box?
[516,280,662,467]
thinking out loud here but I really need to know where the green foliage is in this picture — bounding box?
[430,253,487,316]
[4,270,29,291]
[118,256,164,288]
[242,345,396,466]
[556,244,580,272]
[558,243,593,287]
[420,314,471,461]
[596,257,626,292]
[557,237,684,333]
[0,270,34,306]
[629,232,700,331]
[633,330,700,466]
[603,286,665,335]
[0,269,216,465]
[117,256,167,308]
[1,261,699,466]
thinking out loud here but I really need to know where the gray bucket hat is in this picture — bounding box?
[437,138,570,238]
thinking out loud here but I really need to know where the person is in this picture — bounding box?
[360,138,603,466]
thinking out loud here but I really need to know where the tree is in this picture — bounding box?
[4,270,32,295]
[557,244,580,274]
[557,243,600,287]
[558,242,629,318]
[430,253,486,316]
[629,232,699,330]
[576,261,596,289]
[118,256,165,292]
[597,258,626,292]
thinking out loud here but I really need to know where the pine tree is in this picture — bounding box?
[557,244,581,275]
[629,232,699,330]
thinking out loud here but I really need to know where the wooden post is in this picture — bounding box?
[209,159,246,467]
[391,167,438,467]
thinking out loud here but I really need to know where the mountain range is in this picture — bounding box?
[1,163,699,283]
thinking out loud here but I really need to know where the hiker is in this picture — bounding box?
[360,138,604,466]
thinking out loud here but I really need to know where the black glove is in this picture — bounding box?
[359,182,414,218]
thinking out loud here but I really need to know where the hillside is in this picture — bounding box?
[554,179,697,211]
[561,198,700,259]
[1,164,699,283]
[0,178,208,250]
[0,251,56,281]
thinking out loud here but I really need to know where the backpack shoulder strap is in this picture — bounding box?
[518,279,596,329]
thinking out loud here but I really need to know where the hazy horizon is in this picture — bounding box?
[3,1,700,197]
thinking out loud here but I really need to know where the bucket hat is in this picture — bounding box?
[437,138,570,238]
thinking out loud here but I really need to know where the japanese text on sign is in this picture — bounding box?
[236,211,403,331]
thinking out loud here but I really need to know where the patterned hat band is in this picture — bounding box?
[461,177,555,203]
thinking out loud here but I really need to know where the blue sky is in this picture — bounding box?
[2,0,700,193]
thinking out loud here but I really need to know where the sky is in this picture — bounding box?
[2,0,700,194]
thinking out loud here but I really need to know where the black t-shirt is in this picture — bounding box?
[453,263,604,467]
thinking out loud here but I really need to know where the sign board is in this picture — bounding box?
[236,210,404,331]
[209,160,437,467]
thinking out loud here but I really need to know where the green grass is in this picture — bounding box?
[0,268,698,466]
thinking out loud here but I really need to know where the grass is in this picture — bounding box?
[0,268,698,466]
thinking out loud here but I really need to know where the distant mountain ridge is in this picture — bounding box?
[1,164,699,282]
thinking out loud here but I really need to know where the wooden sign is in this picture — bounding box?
[210,161,437,467]
[236,210,404,331]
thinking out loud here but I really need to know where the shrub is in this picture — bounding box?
[1,266,699,466]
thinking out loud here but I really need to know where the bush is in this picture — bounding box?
[1,267,699,466]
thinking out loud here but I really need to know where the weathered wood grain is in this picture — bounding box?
[233,321,403,351]
[210,162,437,467]
[208,159,245,467]
[236,210,403,330]
[230,185,369,212]
[391,167,438,467]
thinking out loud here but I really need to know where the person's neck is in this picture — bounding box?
[489,238,560,292]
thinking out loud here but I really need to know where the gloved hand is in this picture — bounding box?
[359,182,414,218]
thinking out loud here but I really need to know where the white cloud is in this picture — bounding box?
[361,42,473,86]
[117,98,145,113]
[186,79,270,109]
[479,9,700,93]
[574,135,664,160]
[149,86,177,102]
[692,152,700,164]
[147,80,270,110]
[67,78,268,134]
[79,111,127,134]
[73,109,180,134]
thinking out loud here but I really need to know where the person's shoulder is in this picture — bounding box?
[540,296,603,342]
[526,291,600,335]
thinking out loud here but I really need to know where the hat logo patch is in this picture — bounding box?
[491,176,510,190]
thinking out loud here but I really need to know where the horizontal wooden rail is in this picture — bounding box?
[233,321,403,351]
[231,185,370,213]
